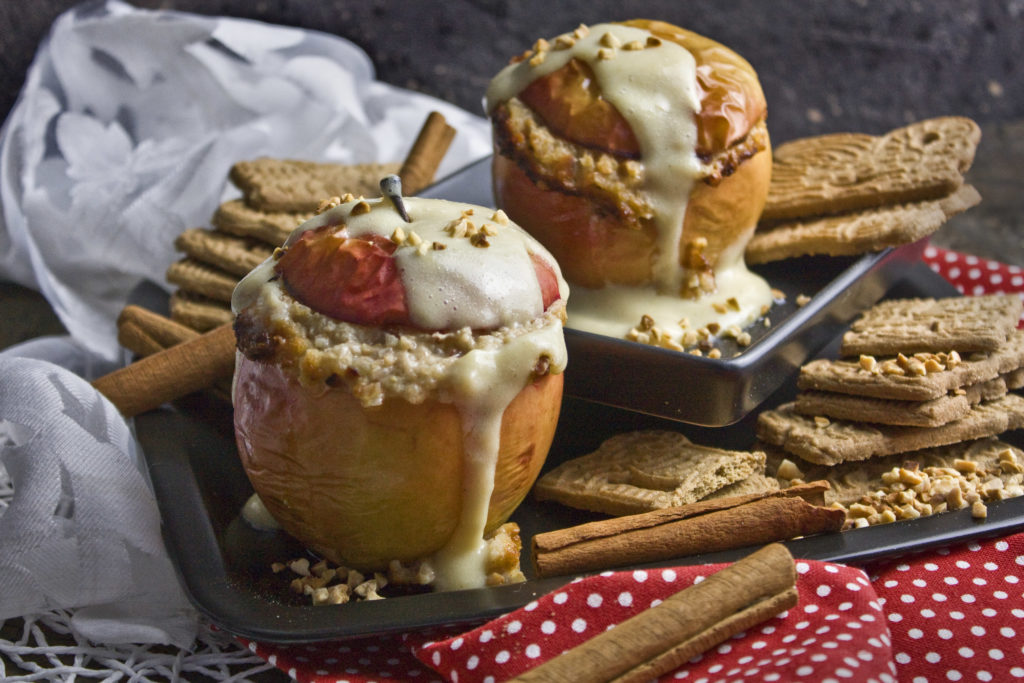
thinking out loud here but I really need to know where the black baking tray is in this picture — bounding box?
[420,156,926,426]
[137,261,1024,643]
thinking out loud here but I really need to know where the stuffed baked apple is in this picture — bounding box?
[231,181,568,591]
[487,21,773,350]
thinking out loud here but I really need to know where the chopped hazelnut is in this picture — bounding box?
[953,459,977,474]
[776,458,805,481]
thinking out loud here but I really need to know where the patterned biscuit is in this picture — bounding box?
[755,393,1024,466]
[533,430,766,516]
[795,389,971,428]
[793,373,1010,428]
[745,184,980,264]
[761,116,980,222]
[798,329,1024,400]
[229,159,400,213]
[169,290,233,332]
[212,199,312,247]
[763,437,1024,507]
[702,472,780,500]
[174,227,273,276]
[840,294,1023,356]
[166,258,239,304]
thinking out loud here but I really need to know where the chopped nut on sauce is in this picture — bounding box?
[573,24,590,39]
[736,332,753,347]
[706,322,722,335]
[390,226,407,244]
[491,209,510,225]
[623,39,645,51]
[351,200,372,216]
[645,36,662,47]
[712,302,728,314]
[316,196,342,214]
[554,34,576,49]
[971,500,988,519]
[726,297,741,312]
[813,416,830,428]
[597,47,616,61]
[600,31,621,49]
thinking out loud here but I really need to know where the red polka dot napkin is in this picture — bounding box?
[922,244,1024,326]
[867,534,1024,682]
[243,245,1024,682]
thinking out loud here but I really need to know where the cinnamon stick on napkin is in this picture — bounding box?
[512,543,798,683]
[532,482,843,578]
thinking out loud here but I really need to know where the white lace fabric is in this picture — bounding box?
[0,0,490,678]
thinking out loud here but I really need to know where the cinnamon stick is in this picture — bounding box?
[398,111,456,194]
[532,482,843,578]
[117,305,199,356]
[511,543,798,683]
[93,323,236,417]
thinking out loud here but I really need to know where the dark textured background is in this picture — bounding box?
[2,0,1023,143]
[2,0,1022,270]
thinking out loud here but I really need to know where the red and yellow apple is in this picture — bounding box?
[231,198,567,575]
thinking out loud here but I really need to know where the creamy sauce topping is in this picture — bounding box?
[241,493,282,531]
[232,196,568,591]
[487,23,772,347]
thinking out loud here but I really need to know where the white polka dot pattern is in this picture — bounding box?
[415,560,895,681]
[867,532,1024,683]
[923,244,1024,327]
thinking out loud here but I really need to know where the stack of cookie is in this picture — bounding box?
[757,293,1024,526]
[166,158,399,331]
[746,117,981,263]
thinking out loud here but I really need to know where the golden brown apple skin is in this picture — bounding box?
[493,147,771,290]
[233,354,563,570]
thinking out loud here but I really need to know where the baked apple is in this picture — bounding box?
[231,187,568,591]
[487,21,774,350]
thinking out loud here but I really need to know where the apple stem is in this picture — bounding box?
[380,175,412,223]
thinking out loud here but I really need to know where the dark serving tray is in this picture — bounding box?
[420,156,926,426]
[137,261,1024,643]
